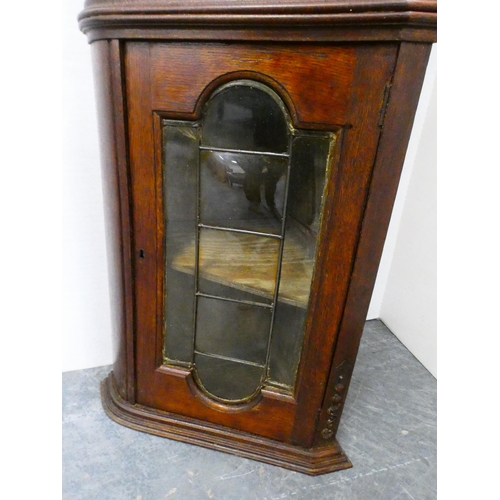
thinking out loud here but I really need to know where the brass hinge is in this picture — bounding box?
[378,83,392,128]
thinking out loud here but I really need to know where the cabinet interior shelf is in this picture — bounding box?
[171,224,315,309]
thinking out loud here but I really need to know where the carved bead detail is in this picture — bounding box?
[327,404,341,415]
[321,428,334,439]
[320,360,352,440]
[332,394,343,403]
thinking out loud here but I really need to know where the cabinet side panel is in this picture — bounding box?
[314,42,433,445]
[291,44,398,447]
[124,42,159,407]
[91,40,128,399]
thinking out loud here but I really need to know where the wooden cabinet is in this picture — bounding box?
[79,0,436,475]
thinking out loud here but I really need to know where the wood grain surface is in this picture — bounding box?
[90,40,136,402]
[291,43,398,447]
[102,373,352,475]
[85,0,436,467]
[313,41,433,446]
[150,43,355,129]
[172,226,315,308]
[79,0,437,44]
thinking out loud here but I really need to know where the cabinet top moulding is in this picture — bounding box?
[78,0,437,44]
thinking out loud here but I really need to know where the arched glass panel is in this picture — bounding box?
[162,80,337,403]
[201,82,289,154]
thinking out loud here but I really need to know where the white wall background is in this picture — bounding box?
[63,0,113,371]
[63,0,437,376]
[380,78,437,376]
[368,46,437,320]
[369,46,437,378]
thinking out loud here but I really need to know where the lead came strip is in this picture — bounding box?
[199,145,290,158]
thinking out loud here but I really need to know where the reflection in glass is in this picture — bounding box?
[163,124,198,364]
[200,150,287,234]
[201,83,289,154]
[194,354,264,402]
[269,132,334,387]
[162,80,336,402]
[196,296,271,364]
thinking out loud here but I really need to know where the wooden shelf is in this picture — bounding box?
[171,225,315,309]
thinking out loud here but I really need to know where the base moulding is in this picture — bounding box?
[101,373,352,475]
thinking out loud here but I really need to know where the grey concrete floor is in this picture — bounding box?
[62,320,436,499]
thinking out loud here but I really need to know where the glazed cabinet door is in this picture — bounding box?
[126,41,397,446]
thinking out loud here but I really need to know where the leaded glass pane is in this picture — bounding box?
[161,81,337,402]
[163,123,198,364]
[201,82,290,154]
[194,354,264,402]
[269,132,334,387]
[195,296,271,365]
[200,150,287,234]
[197,228,280,304]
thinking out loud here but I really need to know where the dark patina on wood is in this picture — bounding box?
[80,0,436,475]
[79,0,437,43]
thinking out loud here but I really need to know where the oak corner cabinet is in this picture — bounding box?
[79,0,437,475]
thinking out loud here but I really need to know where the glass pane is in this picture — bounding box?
[287,133,333,236]
[198,228,280,304]
[198,276,274,305]
[195,296,271,364]
[200,150,287,234]
[161,84,337,402]
[269,132,335,387]
[195,353,264,402]
[163,124,198,364]
[201,82,290,154]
